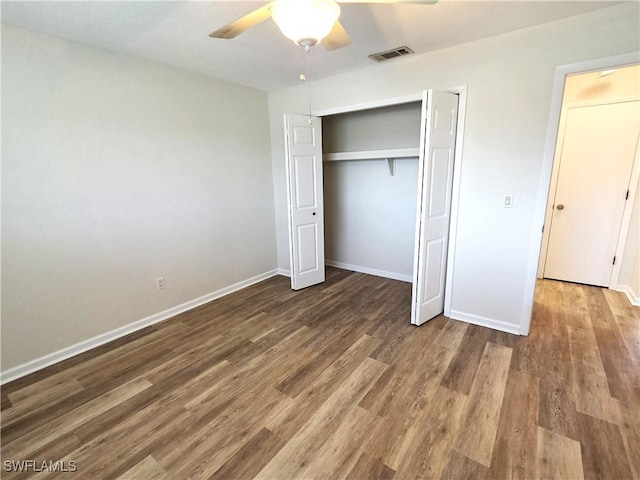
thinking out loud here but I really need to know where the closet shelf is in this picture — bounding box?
[323,147,420,162]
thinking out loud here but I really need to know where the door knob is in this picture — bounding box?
[556,204,565,210]
[312,212,316,216]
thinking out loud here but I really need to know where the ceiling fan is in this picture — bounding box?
[209,0,438,51]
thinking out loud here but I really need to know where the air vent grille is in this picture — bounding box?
[368,46,414,63]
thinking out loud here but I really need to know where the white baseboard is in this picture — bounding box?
[611,284,640,306]
[277,268,291,277]
[0,269,279,385]
[325,260,412,283]
[448,309,524,335]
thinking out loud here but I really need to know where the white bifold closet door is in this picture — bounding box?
[411,90,459,326]
[285,90,459,327]
[284,114,325,290]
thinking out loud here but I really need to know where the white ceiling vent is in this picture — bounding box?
[368,46,414,62]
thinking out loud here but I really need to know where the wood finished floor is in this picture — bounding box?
[1,267,639,479]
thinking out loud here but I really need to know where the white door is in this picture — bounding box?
[411,90,459,325]
[544,101,639,287]
[285,114,325,290]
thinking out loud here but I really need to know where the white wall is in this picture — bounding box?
[324,159,419,280]
[323,103,421,280]
[268,3,640,333]
[1,25,276,373]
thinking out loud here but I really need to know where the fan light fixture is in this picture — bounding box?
[271,0,340,49]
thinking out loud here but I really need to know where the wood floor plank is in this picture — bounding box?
[614,313,640,364]
[536,426,584,480]
[1,432,83,480]
[592,326,640,404]
[488,369,539,479]
[360,319,467,421]
[59,407,195,480]
[377,344,465,468]
[2,378,85,427]
[439,450,488,480]
[54,373,237,478]
[116,455,168,480]
[346,452,396,480]
[440,325,490,395]
[603,288,640,319]
[265,334,381,440]
[585,287,617,330]
[183,327,317,412]
[618,401,640,479]
[367,314,441,366]
[561,282,591,325]
[275,322,369,398]
[389,385,467,479]
[254,357,387,480]
[576,411,633,480]
[1,392,12,411]
[74,359,235,443]
[0,325,159,398]
[2,271,638,480]
[7,377,84,408]
[2,377,152,461]
[567,325,621,424]
[453,342,513,466]
[165,388,290,480]
[295,405,381,479]
[537,367,579,441]
[209,428,286,480]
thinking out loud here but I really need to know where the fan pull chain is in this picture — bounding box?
[299,45,313,125]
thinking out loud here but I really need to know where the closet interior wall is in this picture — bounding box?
[322,102,422,282]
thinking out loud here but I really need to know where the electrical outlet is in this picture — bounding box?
[503,194,513,208]
[156,277,165,290]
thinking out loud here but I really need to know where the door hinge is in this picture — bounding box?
[613,256,616,265]
[626,189,630,200]
[541,225,544,233]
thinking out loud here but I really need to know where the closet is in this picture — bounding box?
[285,89,461,325]
[321,102,422,282]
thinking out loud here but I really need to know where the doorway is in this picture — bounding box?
[539,64,640,288]
[284,88,467,326]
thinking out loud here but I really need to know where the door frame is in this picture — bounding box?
[538,97,640,285]
[522,52,640,335]
[312,85,468,317]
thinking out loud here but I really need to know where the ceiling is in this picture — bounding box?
[1,1,624,91]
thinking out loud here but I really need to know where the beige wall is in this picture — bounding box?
[268,3,640,333]
[1,25,276,373]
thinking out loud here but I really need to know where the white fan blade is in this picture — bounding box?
[209,4,273,39]
[322,20,352,51]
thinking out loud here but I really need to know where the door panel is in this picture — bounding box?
[428,149,451,218]
[412,90,459,325]
[294,156,318,208]
[423,238,444,302]
[285,114,325,290]
[544,101,639,287]
[297,223,319,273]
